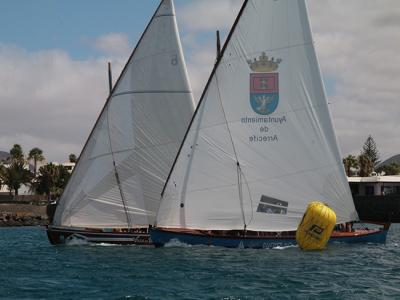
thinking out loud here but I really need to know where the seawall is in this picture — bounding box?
[0,204,49,226]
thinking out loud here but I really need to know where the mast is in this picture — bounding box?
[106,107,132,228]
[106,61,132,227]
[216,30,221,61]
[108,62,113,95]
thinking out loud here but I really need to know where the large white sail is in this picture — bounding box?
[53,0,195,228]
[157,0,358,232]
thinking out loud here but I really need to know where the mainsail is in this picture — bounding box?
[157,0,358,232]
[53,0,195,228]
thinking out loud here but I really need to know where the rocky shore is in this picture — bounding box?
[0,204,49,227]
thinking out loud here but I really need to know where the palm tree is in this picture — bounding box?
[34,163,71,200]
[28,147,45,176]
[10,144,24,162]
[358,154,373,177]
[342,155,359,176]
[0,161,32,196]
[0,164,5,190]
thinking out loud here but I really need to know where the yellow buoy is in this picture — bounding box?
[296,201,336,250]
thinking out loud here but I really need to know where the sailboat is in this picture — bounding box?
[150,0,389,248]
[47,0,195,245]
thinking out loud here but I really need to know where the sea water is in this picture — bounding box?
[1,225,400,299]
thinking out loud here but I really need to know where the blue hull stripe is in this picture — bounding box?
[150,229,388,249]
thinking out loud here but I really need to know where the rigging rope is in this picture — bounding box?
[106,104,132,229]
[215,73,247,230]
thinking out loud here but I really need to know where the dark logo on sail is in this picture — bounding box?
[248,52,281,115]
[256,195,288,215]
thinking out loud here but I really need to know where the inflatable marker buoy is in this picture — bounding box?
[296,201,336,250]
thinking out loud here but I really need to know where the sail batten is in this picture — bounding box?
[53,0,195,229]
[157,0,357,232]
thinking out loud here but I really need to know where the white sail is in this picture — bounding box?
[53,0,195,228]
[157,0,358,232]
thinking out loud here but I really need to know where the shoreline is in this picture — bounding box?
[0,203,49,227]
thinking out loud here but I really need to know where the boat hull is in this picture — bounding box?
[46,225,152,245]
[150,227,388,249]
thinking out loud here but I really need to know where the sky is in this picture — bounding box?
[0,0,399,163]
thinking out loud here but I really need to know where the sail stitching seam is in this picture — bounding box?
[154,13,175,18]
[112,90,192,97]
[166,162,341,195]
[219,41,314,65]
[80,139,184,163]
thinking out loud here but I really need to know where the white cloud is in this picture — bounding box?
[307,0,400,160]
[86,32,131,57]
[185,40,217,102]
[0,43,125,162]
[178,0,241,32]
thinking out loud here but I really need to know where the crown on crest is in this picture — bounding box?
[247,52,282,72]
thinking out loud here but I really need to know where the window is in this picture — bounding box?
[365,185,374,196]
[384,186,400,195]
[350,183,359,196]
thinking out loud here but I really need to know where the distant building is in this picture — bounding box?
[28,159,47,173]
[348,175,400,196]
[0,184,33,196]
[51,162,75,173]
[62,162,75,173]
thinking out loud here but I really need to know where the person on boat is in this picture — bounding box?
[346,222,354,232]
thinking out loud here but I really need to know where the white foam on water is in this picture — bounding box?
[163,238,192,248]
[272,244,298,250]
[93,243,123,247]
[65,234,90,246]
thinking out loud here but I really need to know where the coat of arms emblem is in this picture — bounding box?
[248,52,281,115]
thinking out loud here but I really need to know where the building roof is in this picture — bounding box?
[348,175,400,183]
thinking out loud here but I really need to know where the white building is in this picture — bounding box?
[0,184,33,196]
[61,162,75,173]
[348,175,400,196]
[50,162,75,173]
